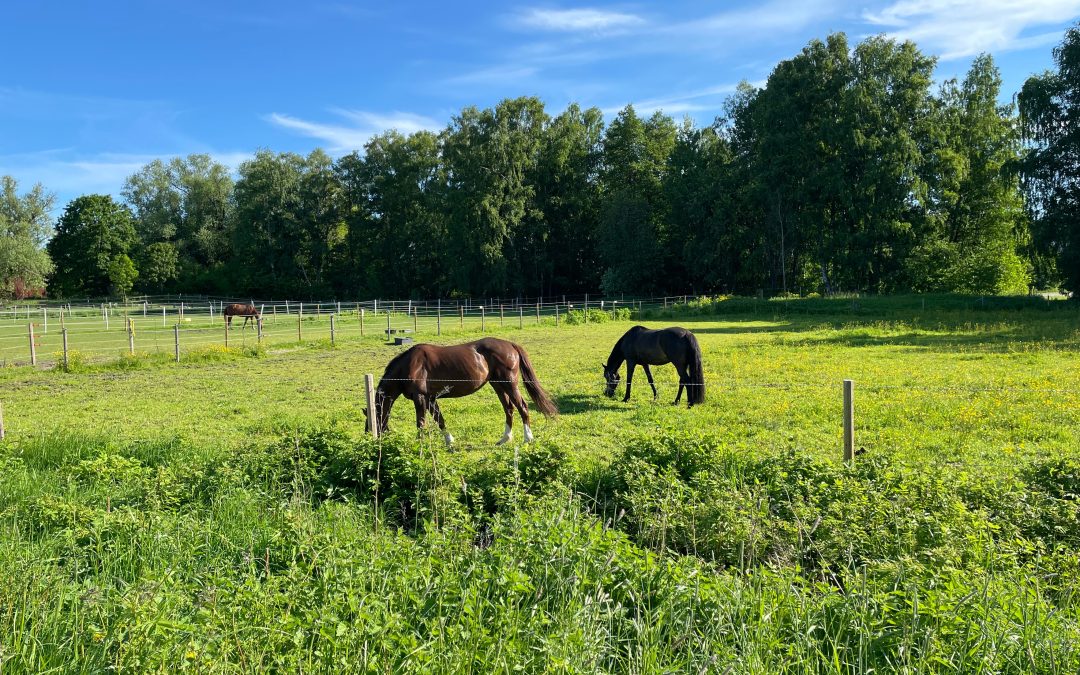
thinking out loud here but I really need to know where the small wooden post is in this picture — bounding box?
[459,305,464,330]
[337,301,341,315]
[360,308,365,336]
[28,323,36,366]
[104,304,109,330]
[365,373,379,439]
[62,327,69,369]
[257,317,263,344]
[413,308,417,333]
[174,325,180,362]
[555,303,560,327]
[128,318,135,355]
[224,316,229,348]
[42,307,47,334]
[143,301,147,317]
[535,302,540,325]
[179,302,184,323]
[500,304,504,328]
[386,309,391,337]
[273,304,278,324]
[330,314,336,345]
[437,300,442,336]
[519,304,523,329]
[481,306,485,331]
[209,302,214,322]
[297,310,303,342]
[843,379,855,463]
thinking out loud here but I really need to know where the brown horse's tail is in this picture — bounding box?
[514,344,558,418]
[686,332,705,406]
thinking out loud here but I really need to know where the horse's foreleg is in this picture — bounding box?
[642,365,658,400]
[412,396,427,434]
[429,399,453,447]
[510,387,533,443]
[623,361,637,402]
[493,385,514,445]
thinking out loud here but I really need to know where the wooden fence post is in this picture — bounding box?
[257,317,263,344]
[481,306,485,332]
[42,307,47,334]
[437,300,442,336]
[519,304,523,329]
[224,317,229,348]
[386,308,391,337]
[555,303,560,327]
[174,325,180,362]
[330,314,336,345]
[413,308,417,334]
[128,318,135,355]
[459,305,464,330]
[360,308,365,336]
[28,323,36,366]
[500,304,504,328]
[843,379,855,463]
[365,373,379,439]
[297,310,303,342]
[62,327,69,369]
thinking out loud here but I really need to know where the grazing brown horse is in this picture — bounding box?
[223,303,260,328]
[368,337,558,446]
[603,326,705,407]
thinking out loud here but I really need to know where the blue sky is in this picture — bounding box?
[3,0,1080,211]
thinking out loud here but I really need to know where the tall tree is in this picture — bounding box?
[443,97,548,295]
[47,195,137,298]
[598,106,676,294]
[0,176,54,299]
[122,155,233,291]
[914,54,1029,293]
[1018,25,1080,291]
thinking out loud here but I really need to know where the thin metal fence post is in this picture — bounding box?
[843,379,855,463]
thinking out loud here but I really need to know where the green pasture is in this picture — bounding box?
[0,295,1078,672]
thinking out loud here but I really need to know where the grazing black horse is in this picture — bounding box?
[603,326,705,406]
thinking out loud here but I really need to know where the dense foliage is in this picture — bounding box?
[0,176,54,299]
[25,29,1080,298]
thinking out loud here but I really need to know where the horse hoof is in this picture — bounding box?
[443,432,455,447]
[495,436,511,446]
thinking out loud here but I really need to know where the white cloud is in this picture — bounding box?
[267,110,441,151]
[862,0,1080,60]
[601,82,742,117]
[517,7,645,32]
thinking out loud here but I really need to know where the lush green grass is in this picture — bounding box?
[0,295,1078,672]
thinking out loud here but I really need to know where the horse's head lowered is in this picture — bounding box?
[364,386,396,434]
[602,363,620,398]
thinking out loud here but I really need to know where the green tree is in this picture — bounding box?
[106,253,139,297]
[598,106,677,294]
[139,241,180,291]
[1018,24,1080,292]
[0,176,54,298]
[443,97,548,295]
[47,194,137,298]
[917,54,1029,293]
[122,155,233,291]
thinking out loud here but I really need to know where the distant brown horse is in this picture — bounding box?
[223,303,260,328]
[368,337,558,446]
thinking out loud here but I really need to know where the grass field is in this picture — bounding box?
[1,296,1079,672]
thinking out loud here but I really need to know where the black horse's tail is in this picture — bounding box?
[514,344,559,418]
[686,333,705,406]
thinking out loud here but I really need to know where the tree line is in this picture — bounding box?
[4,30,1080,301]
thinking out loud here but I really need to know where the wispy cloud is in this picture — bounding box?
[601,82,744,117]
[444,65,541,86]
[516,7,646,33]
[862,0,1080,60]
[266,109,441,152]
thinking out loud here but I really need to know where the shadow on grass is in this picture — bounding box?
[554,393,628,415]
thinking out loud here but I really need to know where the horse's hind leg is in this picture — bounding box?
[642,365,658,400]
[429,399,453,447]
[673,363,690,406]
[510,387,534,443]
[492,384,515,445]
